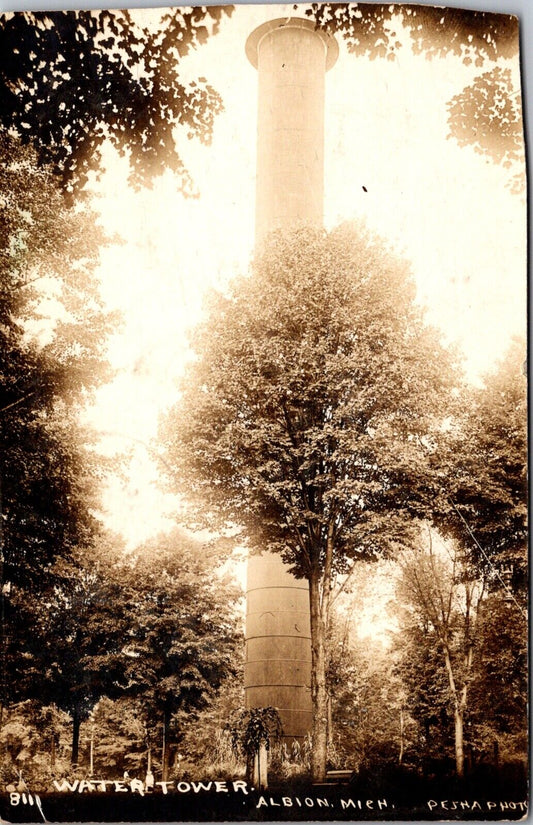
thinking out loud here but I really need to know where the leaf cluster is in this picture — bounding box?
[306,4,518,64]
[0,7,233,195]
[306,4,523,191]
[0,135,115,595]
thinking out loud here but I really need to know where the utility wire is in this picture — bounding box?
[448,497,526,618]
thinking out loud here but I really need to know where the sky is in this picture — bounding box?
[82,3,527,548]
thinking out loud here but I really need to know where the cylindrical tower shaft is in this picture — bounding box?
[245,553,312,741]
[245,17,337,743]
[246,17,338,243]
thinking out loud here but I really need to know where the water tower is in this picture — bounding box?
[244,17,338,744]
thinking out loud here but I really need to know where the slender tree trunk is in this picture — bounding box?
[89,726,94,776]
[454,707,465,779]
[327,693,333,755]
[71,707,81,766]
[442,643,466,780]
[399,706,405,765]
[245,751,254,785]
[309,570,328,782]
[162,709,171,782]
[423,719,431,777]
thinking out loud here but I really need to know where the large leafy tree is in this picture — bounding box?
[0,134,113,589]
[0,135,115,735]
[6,528,242,773]
[32,545,133,767]
[0,7,232,195]
[160,223,458,780]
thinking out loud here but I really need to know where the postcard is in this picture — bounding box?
[0,2,527,821]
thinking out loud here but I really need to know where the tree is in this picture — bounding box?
[0,134,113,587]
[306,4,518,63]
[117,529,242,782]
[0,135,121,778]
[0,700,72,787]
[327,573,413,773]
[307,4,524,189]
[435,339,528,603]
[0,135,115,728]
[397,533,487,779]
[6,540,134,766]
[467,594,527,766]
[160,223,458,780]
[396,534,528,780]
[393,612,453,775]
[85,696,148,777]
[0,7,232,195]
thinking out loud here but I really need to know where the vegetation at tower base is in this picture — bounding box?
[160,223,460,781]
[229,707,283,783]
[0,6,232,196]
[307,4,524,191]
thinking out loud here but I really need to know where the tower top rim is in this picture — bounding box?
[245,17,339,71]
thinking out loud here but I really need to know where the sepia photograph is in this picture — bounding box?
[0,1,528,821]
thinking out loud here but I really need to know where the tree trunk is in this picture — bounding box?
[399,706,404,765]
[422,718,431,777]
[309,570,328,782]
[162,709,171,782]
[454,707,465,779]
[245,751,254,785]
[327,693,333,755]
[253,742,268,789]
[442,642,467,780]
[71,707,81,767]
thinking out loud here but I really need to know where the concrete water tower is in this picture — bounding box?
[244,17,338,744]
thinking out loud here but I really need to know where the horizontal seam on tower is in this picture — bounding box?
[245,634,311,640]
[245,659,311,664]
[245,684,311,689]
[246,586,309,592]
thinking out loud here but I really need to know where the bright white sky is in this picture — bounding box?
[83,3,527,548]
